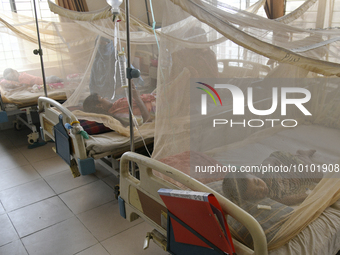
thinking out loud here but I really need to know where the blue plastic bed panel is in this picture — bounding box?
[118,196,126,219]
[77,157,96,175]
[0,111,8,123]
[54,115,71,166]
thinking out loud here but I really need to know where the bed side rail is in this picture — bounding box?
[119,152,268,255]
[38,96,77,125]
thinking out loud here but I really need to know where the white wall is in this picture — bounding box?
[128,0,165,25]
[86,0,108,11]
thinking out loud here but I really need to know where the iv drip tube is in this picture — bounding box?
[118,52,128,88]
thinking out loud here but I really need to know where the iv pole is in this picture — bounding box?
[107,0,140,176]
[125,0,136,174]
[32,0,48,97]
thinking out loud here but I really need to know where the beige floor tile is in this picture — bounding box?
[94,161,116,179]
[0,178,56,212]
[18,142,56,164]
[0,137,19,156]
[8,196,74,238]
[77,201,143,242]
[6,128,33,148]
[0,239,28,255]
[44,169,98,194]
[0,202,5,215]
[0,214,19,246]
[75,243,110,255]
[21,217,98,255]
[101,222,169,255]
[101,174,119,190]
[32,155,70,177]
[0,165,40,192]
[0,151,30,173]
[59,180,115,214]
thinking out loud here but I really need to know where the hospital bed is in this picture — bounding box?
[118,122,340,255]
[117,76,340,254]
[0,72,79,146]
[38,96,154,178]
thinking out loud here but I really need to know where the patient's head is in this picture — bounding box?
[223,173,269,202]
[3,68,19,81]
[83,93,113,114]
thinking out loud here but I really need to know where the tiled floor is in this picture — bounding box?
[0,127,169,255]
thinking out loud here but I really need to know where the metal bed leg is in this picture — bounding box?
[13,106,46,148]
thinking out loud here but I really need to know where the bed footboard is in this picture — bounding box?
[119,152,268,255]
[38,96,94,176]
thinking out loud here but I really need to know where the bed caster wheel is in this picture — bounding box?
[13,121,22,131]
[28,138,35,145]
[27,132,39,145]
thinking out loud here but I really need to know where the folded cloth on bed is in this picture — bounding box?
[79,119,111,135]
[72,109,155,137]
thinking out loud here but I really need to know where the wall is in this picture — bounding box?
[86,0,108,11]
[128,0,165,25]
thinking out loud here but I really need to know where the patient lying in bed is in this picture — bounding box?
[1,68,63,92]
[222,150,323,206]
[83,81,156,126]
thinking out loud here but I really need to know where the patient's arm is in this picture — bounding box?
[131,82,151,123]
[275,193,308,206]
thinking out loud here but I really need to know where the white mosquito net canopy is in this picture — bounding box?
[2,0,340,251]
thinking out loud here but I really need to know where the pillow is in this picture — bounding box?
[79,119,111,135]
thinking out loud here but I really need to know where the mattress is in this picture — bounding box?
[85,131,154,158]
[0,82,77,108]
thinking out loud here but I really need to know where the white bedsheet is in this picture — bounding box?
[85,131,153,157]
[270,200,340,255]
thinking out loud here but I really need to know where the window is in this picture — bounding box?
[0,0,59,74]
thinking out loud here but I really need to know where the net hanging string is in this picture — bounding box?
[148,0,165,81]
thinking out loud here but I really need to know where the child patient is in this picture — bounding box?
[83,81,156,126]
[222,150,323,206]
[1,68,63,91]
[2,68,43,89]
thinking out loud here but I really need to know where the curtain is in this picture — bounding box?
[264,0,285,19]
[56,0,89,12]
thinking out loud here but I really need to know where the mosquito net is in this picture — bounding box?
[152,0,340,251]
[1,0,340,251]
